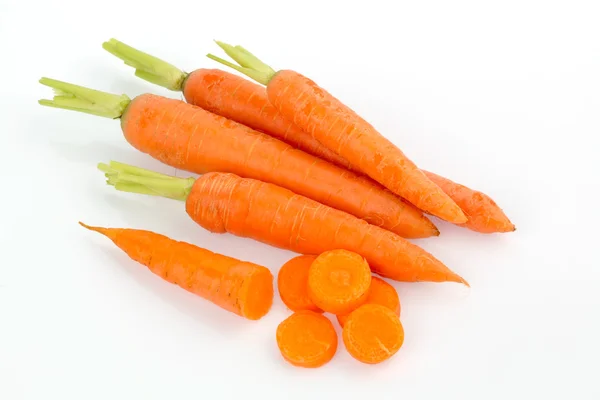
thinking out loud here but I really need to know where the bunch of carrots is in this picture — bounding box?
[39,39,514,368]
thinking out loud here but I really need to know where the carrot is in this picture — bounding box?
[104,39,514,235]
[342,304,404,364]
[102,38,352,172]
[206,42,468,224]
[277,255,321,313]
[79,222,273,320]
[307,250,371,315]
[422,171,516,233]
[94,161,468,286]
[276,311,338,368]
[336,276,400,327]
[38,77,438,239]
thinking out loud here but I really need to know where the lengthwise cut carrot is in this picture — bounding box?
[207,42,467,225]
[102,38,351,172]
[37,77,438,239]
[307,250,371,315]
[336,276,400,327]
[276,311,338,368]
[277,255,322,313]
[79,222,273,320]
[342,304,405,364]
[423,171,516,233]
[104,39,514,235]
[94,161,468,285]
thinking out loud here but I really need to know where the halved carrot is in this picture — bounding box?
[276,311,338,368]
[207,41,467,224]
[307,250,372,315]
[342,304,404,364]
[93,161,468,285]
[336,276,400,327]
[38,77,438,239]
[278,255,322,313]
[79,222,273,320]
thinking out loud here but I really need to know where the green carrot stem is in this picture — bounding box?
[98,161,195,201]
[206,40,276,86]
[102,38,188,92]
[38,77,130,119]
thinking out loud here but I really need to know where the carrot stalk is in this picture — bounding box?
[102,38,188,91]
[79,222,274,320]
[97,160,469,286]
[207,42,469,224]
[39,77,439,239]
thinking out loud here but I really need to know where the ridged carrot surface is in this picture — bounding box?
[423,171,516,233]
[94,161,468,285]
[207,42,467,224]
[38,77,438,239]
[79,223,274,320]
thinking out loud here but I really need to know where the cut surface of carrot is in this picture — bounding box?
[308,250,371,315]
[336,277,400,327]
[277,255,321,312]
[342,304,404,364]
[276,311,338,368]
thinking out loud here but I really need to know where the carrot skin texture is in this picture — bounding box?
[79,223,273,320]
[120,94,438,239]
[183,69,353,171]
[185,172,467,285]
[266,70,467,224]
[423,171,515,233]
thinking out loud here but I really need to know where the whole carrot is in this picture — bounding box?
[79,222,274,320]
[423,171,516,233]
[104,39,514,234]
[207,42,468,224]
[103,38,351,171]
[95,161,468,285]
[38,78,438,239]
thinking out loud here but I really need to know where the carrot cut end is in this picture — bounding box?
[102,38,187,92]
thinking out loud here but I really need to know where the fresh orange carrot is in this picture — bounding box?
[276,311,338,368]
[207,42,467,224]
[307,250,371,315]
[104,39,514,235]
[38,77,438,239]
[94,161,468,286]
[423,171,516,233]
[336,276,400,327]
[277,255,322,313]
[79,222,273,320]
[103,38,353,172]
[342,304,404,364]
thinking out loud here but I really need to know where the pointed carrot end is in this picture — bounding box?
[79,221,112,238]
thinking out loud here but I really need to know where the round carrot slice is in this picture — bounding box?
[276,311,338,368]
[336,276,400,327]
[342,304,404,364]
[277,255,322,312]
[308,249,371,315]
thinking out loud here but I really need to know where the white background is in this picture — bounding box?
[1,0,599,398]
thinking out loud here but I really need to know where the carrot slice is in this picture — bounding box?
[336,276,400,327]
[277,255,322,312]
[342,304,404,364]
[307,250,371,315]
[276,311,338,368]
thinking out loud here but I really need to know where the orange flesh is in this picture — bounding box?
[276,311,338,368]
[277,255,321,312]
[307,250,371,315]
[337,276,400,327]
[342,304,404,364]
